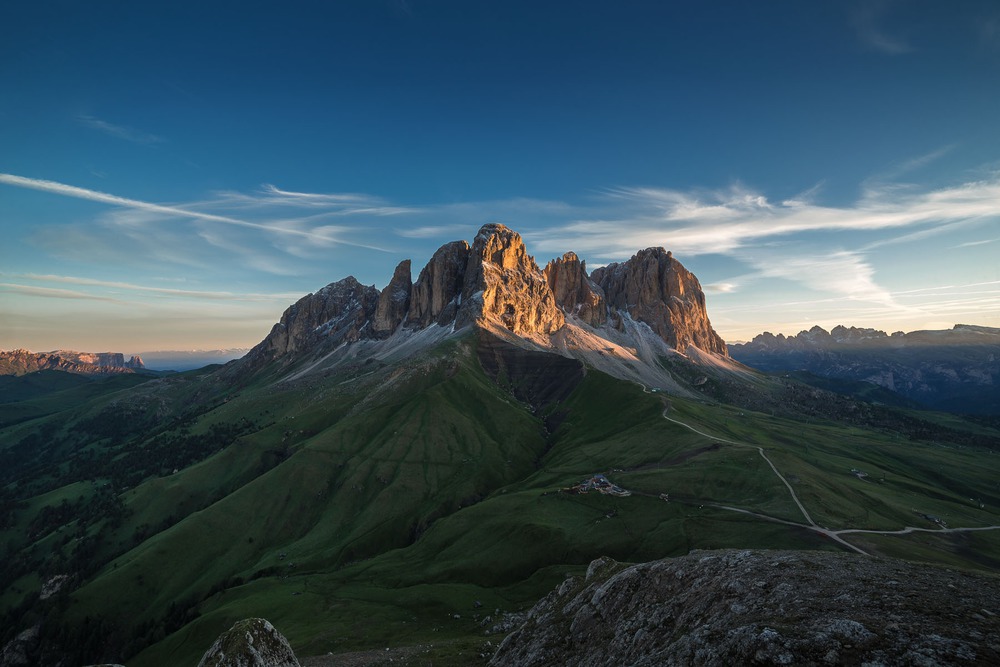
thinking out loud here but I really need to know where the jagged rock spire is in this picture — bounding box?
[242,224,728,368]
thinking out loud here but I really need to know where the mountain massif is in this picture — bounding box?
[1,224,998,667]
[242,223,727,378]
[0,349,145,376]
[729,324,1000,415]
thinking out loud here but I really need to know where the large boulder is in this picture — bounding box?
[197,618,300,667]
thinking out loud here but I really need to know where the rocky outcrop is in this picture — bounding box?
[197,618,300,667]
[457,224,564,335]
[490,550,1000,667]
[407,241,470,329]
[591,248,728,355]
[0,349,144,376]
[246,277,379,364]
[543,252,606,327]
[372,259,412,337]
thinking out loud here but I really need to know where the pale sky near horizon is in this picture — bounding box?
[2,1,999,353]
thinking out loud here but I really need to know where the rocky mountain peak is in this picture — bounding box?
[242,223,730,373]
[457,224,565,335]
[591,247,728,355]
[0,349,144,376]
[407,240,470,329]
[373,259,412,337]
[246,275,379,366]
[543,252,607,327]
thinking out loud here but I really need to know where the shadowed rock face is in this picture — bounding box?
[247,276,379,364]
[543,252,607,327]
[591,247,727,355]
[489,550,1000,667]
[407,240,470,328]
[197,618,300,667]
[373,259,412,337]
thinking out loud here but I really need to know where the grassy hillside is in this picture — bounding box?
[2,333,999,666]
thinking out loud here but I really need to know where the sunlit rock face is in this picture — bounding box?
[407,240,470,329]
[457,223,565,335]
[240,223,730,371]
[591,247,728,356]
[543,252,607,327]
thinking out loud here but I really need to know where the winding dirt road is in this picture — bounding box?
[641,385,1000,556]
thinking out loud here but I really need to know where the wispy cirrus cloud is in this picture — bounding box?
[0,173,390,253]
[0,282,127,304]
[5,273,301,302]
[77,114,164,145]
[851,0,912,55]
[526,175,1000,262]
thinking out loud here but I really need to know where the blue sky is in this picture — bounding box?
[2,0,999,352]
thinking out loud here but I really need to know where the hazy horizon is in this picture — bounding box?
[3,2,999,351]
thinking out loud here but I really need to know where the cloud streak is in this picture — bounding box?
[77,114,164,145]
[0,174,390,252]
[851,1,912,55]
[7,273,302,302]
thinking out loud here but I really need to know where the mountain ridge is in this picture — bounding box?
[238,223,730,391]
[729,323,1000,415]
[0,349,145,376]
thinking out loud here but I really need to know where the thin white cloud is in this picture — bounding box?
[851,1,912,55]
[953,238,998,248]
[0,283,126,304]
[529,175,1000,261]
[7,273,301,301]
[704,282,738,294]
[0,173,390,252]
[77,114,164,145]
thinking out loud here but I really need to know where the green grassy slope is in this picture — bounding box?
[3,334,999,666]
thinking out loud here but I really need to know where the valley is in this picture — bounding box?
[2,225,998,666]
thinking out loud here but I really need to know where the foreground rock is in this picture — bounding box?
[490,550,1000,666]
[197,618,300,667]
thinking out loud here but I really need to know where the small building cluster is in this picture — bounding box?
[566,474,632,497]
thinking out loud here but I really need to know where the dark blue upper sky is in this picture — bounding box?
[2,1,999,350]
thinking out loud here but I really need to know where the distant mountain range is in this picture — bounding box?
[728,324,1000,415]
[0,349,145,376]
[129,348,249,371]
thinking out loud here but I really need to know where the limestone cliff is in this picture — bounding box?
[372,259,412,337]
[543,251,606,327]
[246,276,379,365]
[406,240,470,329]
[591,247,728,355]
[0,349,144,376]
[457,224,565,335]
[241,224,729,372]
